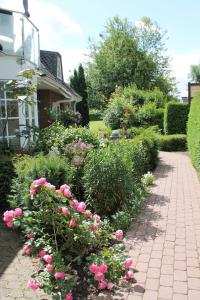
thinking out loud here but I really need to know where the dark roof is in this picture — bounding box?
[39,50,80,99]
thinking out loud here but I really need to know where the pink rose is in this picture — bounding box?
[36,177,47,185]
[66,292,73,300]
[98,281,107,290]
[99,264,107,273]
[6,220,14,228]
[90,223,98,232]
[26,233,33,238]
[54,272,65,279]
[28,279,40,290]
[125,270,134,281]
[63,188,71,198]
[43,254,53,264]
[124,258,133,269]
[23,245,32,255]
[115,229,123,240]
[70,200,79,209]
[94,271,105,282]
[60,184,70,192]
[3,210,15,222]
[93,214,101,223]
[85,210,92,218]
[38,249,46,257]
[30,187,37,196]
[45,264,54,272]
[14,208,23,217]
[76,202,86,213]
[61,207,69,216]
[107,282,114,290]
[69,217,76,228]
[89,263,99,273]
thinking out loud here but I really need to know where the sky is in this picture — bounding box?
[1,0,200,96]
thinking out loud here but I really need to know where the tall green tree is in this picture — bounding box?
[86,16,175,109]
[190,64,200,82]
[70,64,89,126]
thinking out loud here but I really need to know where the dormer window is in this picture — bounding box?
[57,56,62,80]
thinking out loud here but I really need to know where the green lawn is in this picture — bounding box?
[89,120,108,131]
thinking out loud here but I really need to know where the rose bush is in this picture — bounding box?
[3,178,135,299]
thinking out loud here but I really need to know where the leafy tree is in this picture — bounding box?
[86,16,175,108]
[70,64,89,126]
[190,64,200,82]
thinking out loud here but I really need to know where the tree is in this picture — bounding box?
[70,64,89,126]
[190,64,200,82]
[86,16,175,108]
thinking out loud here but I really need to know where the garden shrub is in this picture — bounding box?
[0,156,15,211]
[187,94,200,173]
[157,134,187,151]
[137,103,164,131]
[104,97,137,129]
[89,109,103,121]
[164,102,189,135]
[8,154,73,209]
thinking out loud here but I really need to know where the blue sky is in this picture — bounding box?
[1,0,200,96]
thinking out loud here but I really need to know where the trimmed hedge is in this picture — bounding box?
[0,156,15,211]
[164,102,189,134]
[187,94,200,173]
[157,134,187,151]
[137,103,164,131]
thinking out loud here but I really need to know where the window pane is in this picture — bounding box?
[7,100,18,117]
[0,82,5,98]
[9,136,20,148]
[0,119,7,136]
[0,100,6,118]
[8,119,19,136]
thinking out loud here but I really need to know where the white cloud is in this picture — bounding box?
[170,52,200,97]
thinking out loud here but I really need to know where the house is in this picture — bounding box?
[188,82,200,104]
[0,8,81,149]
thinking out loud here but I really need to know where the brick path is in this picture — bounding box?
[1,151,200,300]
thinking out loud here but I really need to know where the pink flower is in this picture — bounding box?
[85,210,92,218]
[70,200,79,209]
[23,245,32,255]
[89,263,99,273]
[63,188,71,198]
[93,214,101,223]
[43,254,53,264]
[61,207,69,216]
[69,217,76,228]
[60,184,70,192]
[44,182,56,192]
[14,208,23,217]
[125,270,134,281]
[66,292,73,300]
[6,220,14,228]
[30,187,37,196]
[28,279,40,290]
[3,210,15,222]
[98,281,107,290]
[90,223,98,232]
[124,258,133,269]
[107,282,114,290]
[99,264,107,273]
[54,272,65,279]
[34,177,47,185]
[76,202,86,213]
[115,229,123,240]
[94,271,105,282]
[38,249,46,257]
[45,264,54,272]
[26,233,33,238]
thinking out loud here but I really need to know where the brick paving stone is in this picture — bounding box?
[160,275,173,287]
[188,277,200,290]
[159,286,173,299]
[173,281,187,294]
[188,290,200,300]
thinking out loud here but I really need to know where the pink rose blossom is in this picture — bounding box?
[54,272,65,279]
[26,233,33,238]
[28,279,40,290]
[6,220,14,228]
[115,229,123,240]
[91,223,98,232]
[125,270,134,281]
[98,281,107,290]
[99,264,108,273]
[107,282,114,290]
[45,264,54,272]
[124,258,133,269]
[43,254,53,264]
[89,263,99,273]
[69,200,79,209]
[60,184,70,192]
[3,210,15,222]
[34,177,47,185]
[94,271,105,282]
[23,245,32,255]
[63,188,71,198]
[30,187,37,196]
[85,210,92,218]
[66,292,73,300]
[38,249,46,257]
[61,207,69,216]
[14,208,23,217]
[76,202,86,213]
[69,217,77,228]
[93,214,101,223]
